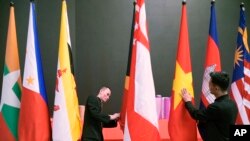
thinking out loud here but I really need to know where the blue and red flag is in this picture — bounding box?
[18,1,51,140]
[230,3,250,125]
[200,0,221,110]
[199,1,221,138]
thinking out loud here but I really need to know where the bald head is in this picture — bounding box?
[97,86,111,102]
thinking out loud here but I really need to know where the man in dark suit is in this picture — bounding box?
[81,86,120,141]
[181,71,238,141]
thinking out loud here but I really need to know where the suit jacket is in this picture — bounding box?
[82,95,117,141]
[185,95,238,141]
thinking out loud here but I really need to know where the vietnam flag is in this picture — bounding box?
[0,3,21,141]
[123,0,160,140]
[168,1,197,141]
[18,1,51,141]
[52,0,82,141]
[200,0,221,109]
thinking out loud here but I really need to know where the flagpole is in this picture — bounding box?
[241,2,245,11]
[182,0,186,5]
[10,1,14,6]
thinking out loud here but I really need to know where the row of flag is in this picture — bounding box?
[0,0,81,141]
[120,0,250,141]
[0,0,249,141]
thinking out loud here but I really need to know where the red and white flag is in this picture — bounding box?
[123,0,160,141]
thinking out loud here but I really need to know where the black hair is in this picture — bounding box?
[209,71,230,91]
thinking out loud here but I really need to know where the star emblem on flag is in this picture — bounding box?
[26,76,34,85]
[234,45,243,67]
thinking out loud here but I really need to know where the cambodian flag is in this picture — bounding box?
[200,0,221,110]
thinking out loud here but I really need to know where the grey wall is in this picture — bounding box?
[0,0,250,114]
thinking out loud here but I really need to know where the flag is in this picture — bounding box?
[168,1,197,141]
[52,0,82,141]
[119,2,135,131]
[123,0,160,140]
[200,0,221,109]
[230,3,250,124]
[18,1,51,141]
[0,3,21,141]
[198,1,221,138]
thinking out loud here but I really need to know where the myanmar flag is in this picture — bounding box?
[0,3,21,141]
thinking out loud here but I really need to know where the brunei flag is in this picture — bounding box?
[52,0,82,141]
[168,1,197,141]
[123,0,160,140]
[0,3,21,141]
[119,1,135,131]
[18,1,51,141]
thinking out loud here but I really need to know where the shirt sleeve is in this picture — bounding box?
[87,96,111,124]
[185,101,219,122]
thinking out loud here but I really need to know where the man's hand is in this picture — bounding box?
[110,113,120,120]
[181,88,192,102]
